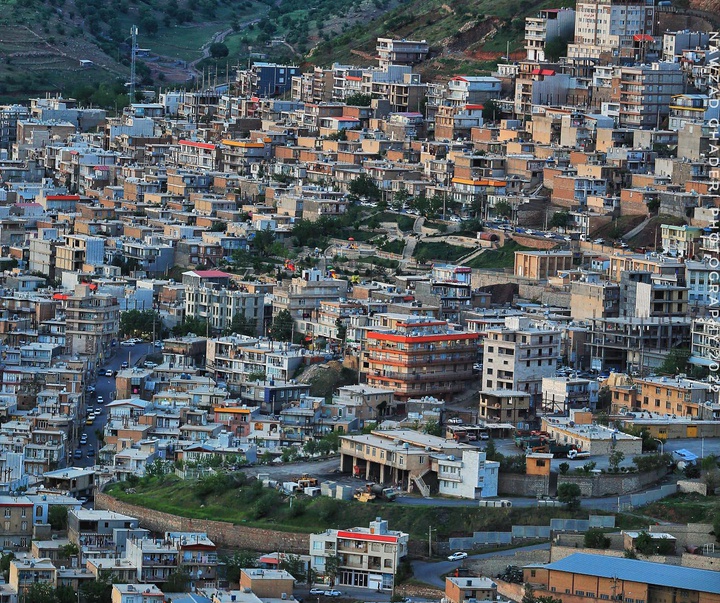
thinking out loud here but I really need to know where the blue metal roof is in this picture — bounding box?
[544,553,720,594]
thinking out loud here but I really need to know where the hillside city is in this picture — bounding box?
[0,1,719,603]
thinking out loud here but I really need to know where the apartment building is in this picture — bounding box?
[445,577,498,603]
[633,375,717,418]
[524,8,576,62]
[126,537,180,584]
[310,518,408,591]
[376,38,429,69]
[361,317,478,401]
[481,316,561,410]
[570,278,620,321]
[568,0,654,59]
[111,584,165,603]
[64,285,120,367]
[612,63,685,129]
[185,285,265,334]
[272,269,349,334]
[0,496,33,549]
[55,234,104,274]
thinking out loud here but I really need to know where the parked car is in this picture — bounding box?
[448,551,468,561]
[80,435,88,445]
[87,448,95,457]
[309,589,325,596]
[74,449,83,459]
[105,369,114,377]
[120,340,135,347]
[121,361,129,369]
[324,591,342,597]
[85,418,94,425]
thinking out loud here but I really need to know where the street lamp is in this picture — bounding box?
[653,438,664,454]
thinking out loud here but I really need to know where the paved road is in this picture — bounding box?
[71,343,152,469]
[411,543,551,588]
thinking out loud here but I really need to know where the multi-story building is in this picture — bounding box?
[525,8,576,62]
[612,62,685,129]
[514,250,574,280]
[166,532,218,586]
[0,495,33,549]
[55,234,105,274]
[126,537,180,584]
[111,584,165,603]
[633,375,717,418]
[310,518,408,591]
[481,316,561,411]
[362,317,478,401]
[541,376,599,413]
[568,0,654,59]
[690,318,720,370]
[237,62,300,97]
[64,285,120,368]
[376,38,429,69]
[661,224,703,258]
[185,285,265,335]
[570,277,620,321]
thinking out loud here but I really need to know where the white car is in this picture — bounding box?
[309,589,325,596]
[324,591,341,597]
[120,340,135,347]
[448,551,468,561]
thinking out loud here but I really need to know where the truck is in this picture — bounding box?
[296,474,319,488]
[353,483,398,502]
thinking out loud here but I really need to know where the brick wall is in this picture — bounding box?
[677,480,708,496]
[468,550,551,581]
[95,492,310,553]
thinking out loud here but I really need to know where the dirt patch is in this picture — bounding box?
[627,215,686,249]
[443,17,501,53]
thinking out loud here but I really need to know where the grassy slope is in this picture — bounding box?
[106,474,644,539]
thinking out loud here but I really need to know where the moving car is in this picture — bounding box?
[448,551,468,561]
[97,396,104,405]
[144,361,158,369]
[85,418,94,425]
[121,361,129,369]
[324,591,341,597]
[87,448,95,457]
[309,589,325,596]
[105,369,114,377]
[74,449,83,459]
[80,435,88,445]
[120,340,135,347]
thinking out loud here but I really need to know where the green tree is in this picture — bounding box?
[279,553,305,578]
[0,553,14,583]
[424,419,442,437]
[253,227,276,257]
[324,555,342,585]
[348,174,381,200]
[270,309,294,341]
[584,528,611,549]
[657,348,691,376]
[172,316,209,337]
[226,313,257,337]
[48,505,68,530]
[140,15,159,35]
[120,309,160,338]
[549,211,570,229]
[558,462,570,475]
[713,513,720,542]
[165,569,191,592]
[485,438,502,462]
[494,200,512,219]
[522,583,536,603]
[81,576,113,603]
[482,98,500,121]
[56,585,77,603]
[608,448,625,472]
[557,482,581,510]
[344,92,372,106]
[209,42,229,58]
[25,583,56,603]
[222,551,259,583]
[544,35,570,60]
[58,542,79,560]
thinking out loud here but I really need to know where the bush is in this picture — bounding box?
[557,482,581,510]
[584,528,611,549]
[633,453,672,473]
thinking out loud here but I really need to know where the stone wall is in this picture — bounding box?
[649,523,713,550]
[550,544,675,565]
[498,474,550,497]
[95,492,311,553]
[467,549,551,580]
[678,480,708,496]
[557,467,667,497]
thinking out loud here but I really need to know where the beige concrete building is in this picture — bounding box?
[64,285,120,368]
[514,250,574,280]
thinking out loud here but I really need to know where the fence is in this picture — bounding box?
[630,483,676,507]
[447,515,615,550]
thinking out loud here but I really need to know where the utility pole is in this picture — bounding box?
[428,525,437,557]
[129,25,138,104]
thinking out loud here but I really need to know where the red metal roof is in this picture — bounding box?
[337,530,398,543]
[179,139,216,150]
[633,34,654,42]
[46,195,80,200]
[193,270,231,278]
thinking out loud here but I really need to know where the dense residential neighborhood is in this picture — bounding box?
[0,2,719,603]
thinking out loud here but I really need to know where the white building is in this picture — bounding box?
[310,518,408,591]
[435,449,499,499]
[525,8,576,62]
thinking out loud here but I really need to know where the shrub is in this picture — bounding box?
[584,528,611,549]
